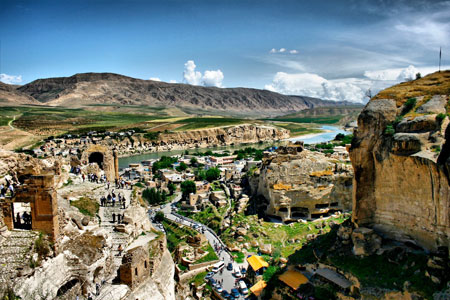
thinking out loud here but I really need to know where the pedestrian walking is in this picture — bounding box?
[112,213,116,223]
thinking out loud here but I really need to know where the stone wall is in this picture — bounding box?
[81,144,119,181]
[350,93,450,250]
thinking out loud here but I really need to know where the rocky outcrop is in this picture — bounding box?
[251,149,353,221]
[350,71,450,250]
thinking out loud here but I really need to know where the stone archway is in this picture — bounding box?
[89,152,104,169]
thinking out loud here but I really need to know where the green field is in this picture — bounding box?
[174,117,249,131]
[272,122,323,137]
[267,116,342,124]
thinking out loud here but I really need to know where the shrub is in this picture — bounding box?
[205,167,221,182]
[436,113,446,124]
[384,125,395,136]
[401,97,416,115]
[142,187,167,205]
[181,180,196,198]
[144,131,160,140]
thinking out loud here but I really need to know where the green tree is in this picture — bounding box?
[152,156,178,173]
[176,162,188,172]
[155,211,164,222]
[205,167,221,182]
[168,183,176,195]
[195,169,206,181]
[181,180,196,198]
[190,157,198,166]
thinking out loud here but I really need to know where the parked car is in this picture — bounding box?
[216,285,223,293]
[234,266,242,278]
[231,288,240,298]
[205,272,214,280]
[209,278,217,286]
[227,262,233,271]
[222,290,231,299]
[241,268,247,275]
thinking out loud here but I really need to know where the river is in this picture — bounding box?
[288,125,347,144]
[119,125,347,169]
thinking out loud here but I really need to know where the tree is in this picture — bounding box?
[176,162,187,172]
[168,183,176,195]
[155,211,164,222]
[365,88,372,100]
[190,157,198,166]
[415,72,422,80]
[195,169,206,181]
[206,167,221,182]
[180,180,196,198]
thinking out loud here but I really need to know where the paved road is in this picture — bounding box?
[154,195,248,299]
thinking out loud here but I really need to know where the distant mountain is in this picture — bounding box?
[4,72,355,116]
[0,82,41,105]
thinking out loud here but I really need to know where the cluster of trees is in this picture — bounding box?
[142,187,167,205]
[152,156,178,173]
[233,147,264,160]
[181,180,196,198]
[194,167,221,182]
[143,131,160,140]
[334,133,353,146]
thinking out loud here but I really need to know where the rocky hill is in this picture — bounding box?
[0,82,41,105]
[349,70,450,250]
[3,72,352,116]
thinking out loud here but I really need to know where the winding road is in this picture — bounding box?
[155,194,248,298]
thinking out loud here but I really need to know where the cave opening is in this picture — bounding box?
[89,152,104,169]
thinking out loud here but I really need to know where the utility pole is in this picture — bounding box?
[439,47,442,72]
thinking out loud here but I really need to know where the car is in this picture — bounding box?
[241,268,247,275]
[209,278,217,286]
[231,288,240,298]
[205,272,214,280]
[215,285,223,293]
[221,290,231,299]
[227,262,233,271]
[234,267,242,278]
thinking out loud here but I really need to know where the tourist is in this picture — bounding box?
[112,213,116,223]
[118,244,123,256]
[8,184,14,197]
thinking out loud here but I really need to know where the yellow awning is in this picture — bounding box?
[250,280,267,297]
[279,270,308,290]
[247,255,269,271]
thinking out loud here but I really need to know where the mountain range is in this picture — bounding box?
[1,72,358,116]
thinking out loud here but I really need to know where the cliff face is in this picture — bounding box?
[350,71,450,250]
[113,124,289,156]
[252,149,353,221]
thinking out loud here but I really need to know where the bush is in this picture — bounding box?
[205,167,221,182]
[384,125,395,136]
[436,113,446,124]
[181,180,196,198]
[142,187,167,205]
[401,97,416,115]
[144,131,160,140]
[152,156,178,173]
[176,162,188,172]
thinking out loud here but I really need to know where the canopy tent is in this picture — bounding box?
[250,280,267,297]
[279,269,308,290]
[247,255,269,272]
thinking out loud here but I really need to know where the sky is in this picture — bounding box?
[0,0,449,103]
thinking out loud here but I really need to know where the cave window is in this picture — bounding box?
[135,268,138,276]
[88,152,104,169]
[278,207,288,213]
[144,261,147,268]
[330,202,339,207]
[315,203,329,209]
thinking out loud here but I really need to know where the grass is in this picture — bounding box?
[174,117,248,131]
[70,196,99,217]
[162,218,198,253]
[232,251,245,263]
[189,271,208,287]
[194,243,219,264]
[272,122,323,137]
[373,70,450,108]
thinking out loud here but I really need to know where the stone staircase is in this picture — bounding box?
[0,229,39,285]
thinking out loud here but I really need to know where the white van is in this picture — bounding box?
[239,280,248,295]
[234,266,242,278]
[212,261,225,273]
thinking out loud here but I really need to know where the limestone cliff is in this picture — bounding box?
[112,124,289,156]
[252,148,353,221]
[350,71,450,250]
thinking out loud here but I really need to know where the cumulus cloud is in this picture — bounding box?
[265,64,447,103]
[149,77,161,81]
[183,60,202,85]
[0,73,22,84]
[279,48,286,53]
[289,50,298,54]
[264,72,367,103]
[183,60,224,87]
[202,70,224,87]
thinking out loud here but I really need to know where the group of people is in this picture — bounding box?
[111,212,125,224]
[0,179,16,198]
[100,190,126,209]
[114,178,131,190]
[82,173,107,184]
[14,211,32,228]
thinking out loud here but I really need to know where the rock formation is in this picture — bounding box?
[349,71,450,250]
[251,145,353,221]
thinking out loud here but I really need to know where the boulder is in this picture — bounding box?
[351,227,382,256]
[260,243,273,255]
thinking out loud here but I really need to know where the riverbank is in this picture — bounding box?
[288,125,347,144]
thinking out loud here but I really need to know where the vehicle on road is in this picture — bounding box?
[241,268,247,276]
[231,288,240,298]
[221,290,231,299]
[212,261,225,273]
[233,266,242,278]
[238,280,249,295]
[216,285,223,293]
[204,272,214,280]
[227,262,233,271]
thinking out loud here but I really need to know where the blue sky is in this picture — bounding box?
[1,0,449,102]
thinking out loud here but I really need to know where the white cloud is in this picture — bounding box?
[269,48,299,55]
[279,48,286,53]
[289,50,298,54]
[265,72,370,103]
[202,70,224,87]
[183,60,224,87]
[265,64,449,103]
[149,77,161,81]
[270,48,277,53]
[0,73,22,84]
[183,60,202,85]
